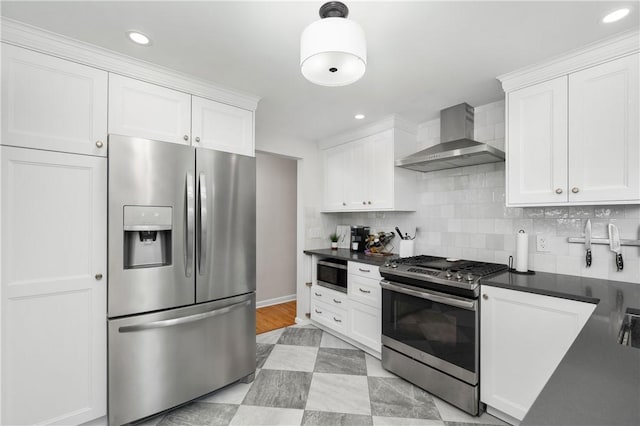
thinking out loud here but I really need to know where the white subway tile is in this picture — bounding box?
[494,219,514,234]
[478,218,495,233]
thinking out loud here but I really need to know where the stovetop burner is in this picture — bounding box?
[380,254,508,297]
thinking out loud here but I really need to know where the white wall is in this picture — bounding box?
[256,152,297,306]
[330,100,640,284]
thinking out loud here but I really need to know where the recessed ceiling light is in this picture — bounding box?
[602,8,630,23]
[354,114,365,120]
[126,31,151,46]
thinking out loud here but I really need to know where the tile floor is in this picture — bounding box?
[133,325,508,426]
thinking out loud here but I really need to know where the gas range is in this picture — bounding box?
[380,255,508,298]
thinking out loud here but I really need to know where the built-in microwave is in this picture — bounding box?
[316,258,348,293]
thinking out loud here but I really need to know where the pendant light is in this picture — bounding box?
[300,1,367,86]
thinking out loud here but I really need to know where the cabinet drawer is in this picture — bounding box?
[348,274,381,308]
[311,300,348,334]
[311,285,348,307]
[348,261,381,280]
[348,300,381,352]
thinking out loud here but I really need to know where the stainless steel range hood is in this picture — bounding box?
[396,103,505,172]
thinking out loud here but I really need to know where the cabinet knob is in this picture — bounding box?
[368,201,372,205]
[482,294,488,300]
[195,137,201,143]
[95,273,103,281]
[95,141,103,148]
[572,187,579,193]
[555,188,563,194]
[362,201,366,205]
[183,135,189,141]
[342,202,347,206]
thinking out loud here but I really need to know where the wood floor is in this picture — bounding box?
[256,300,297,335]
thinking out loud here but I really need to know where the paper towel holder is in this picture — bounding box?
[508,255,535,275]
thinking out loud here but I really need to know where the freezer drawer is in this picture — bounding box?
[108,293,256,425]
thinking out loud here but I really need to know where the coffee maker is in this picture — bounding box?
[350,226,370,252]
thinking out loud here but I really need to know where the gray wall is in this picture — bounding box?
[256,152,297,305]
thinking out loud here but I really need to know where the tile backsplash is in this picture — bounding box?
[332,100,640,284]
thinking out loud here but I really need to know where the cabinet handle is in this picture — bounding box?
[183,135,189,141]
[314,292,322,296]
[368,201,372,205]
[359,288,371,294]
[555,188,563,194]
[95,273,103,280]
[95,141,103,148]
[195,137,201,142]
[362,201,366,205]
[333,317,342,323]
[315,308,322,314]
[332,298,342,304]
[572,187,579,194]
[358,268,371,273]
[482,294,488,300]
[342,202,347,206]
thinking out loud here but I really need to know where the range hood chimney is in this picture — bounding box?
[395,103,505,172]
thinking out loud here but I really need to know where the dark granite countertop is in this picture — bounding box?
[481,271,640,426]
[303,248,398,267]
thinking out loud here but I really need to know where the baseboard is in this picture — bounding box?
[255,294,296,309]
[295,316,311,325]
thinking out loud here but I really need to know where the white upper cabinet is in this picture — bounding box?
[507,77,568,205]
[1,146,107,425]
[502,35,639,206]
[192,96,254,156]
[1,43,108,156]
[108,74,192,144]
[568,54,639,203]
[322,126,417,212]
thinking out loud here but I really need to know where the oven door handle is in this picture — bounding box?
[381,280,477,311]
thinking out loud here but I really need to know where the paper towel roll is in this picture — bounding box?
[516,229,529,272]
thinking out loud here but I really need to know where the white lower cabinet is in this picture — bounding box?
[310,286,349,334]
[480,285,595,422]
[0,146,107,425]
[348,300,381,351]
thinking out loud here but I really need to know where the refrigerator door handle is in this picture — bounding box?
[185,171,195,277]
[117,299,251,333]
[198,172,208,276]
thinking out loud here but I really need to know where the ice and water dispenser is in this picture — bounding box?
[123,206,172,269]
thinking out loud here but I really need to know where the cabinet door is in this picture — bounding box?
[1,44,108,156]
[568,54,639,203]
[348,300,381,352]
[192,96,254,156]
[1,147,107,425]
[344,140,367,210]
[108,74,191,144]
[480,285,595,421]
[364,131,394,209]
[507,76,568,205]
[323,144,348,210]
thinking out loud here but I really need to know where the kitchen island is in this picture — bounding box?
[481,271,640,426]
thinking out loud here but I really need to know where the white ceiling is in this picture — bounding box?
[2,1,638,145]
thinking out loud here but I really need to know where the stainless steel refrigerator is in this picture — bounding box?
[106,135,256,425]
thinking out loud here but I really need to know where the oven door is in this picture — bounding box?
[381,280,478,385]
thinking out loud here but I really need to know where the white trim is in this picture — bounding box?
[498,29,640,92]
[0,17,260,112]
[294,316,311,325]
[255,294,296,309]
[318,114,418,150]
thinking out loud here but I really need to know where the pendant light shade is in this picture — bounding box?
[300,2,367,87]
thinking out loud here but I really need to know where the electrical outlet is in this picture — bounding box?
[536,234,550,252]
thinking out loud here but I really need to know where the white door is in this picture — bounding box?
[366,131,394,209]
[480,285,595,421]
[507,76,568,205]
[323,144,348,211]
[568,53,640,203]
[1,43,108,156]
[1,147,107,425]
[108,74,191,144]
[191,96,254,156]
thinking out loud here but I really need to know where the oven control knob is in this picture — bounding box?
[391,263,398,269]
[384,262,390,268]
[455,272,463,280]
[466,273,474,282]
[445,270,453,278]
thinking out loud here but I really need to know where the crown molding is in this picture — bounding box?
[317,114,418,150]
[498,29,640,93]
[0,17,261,111]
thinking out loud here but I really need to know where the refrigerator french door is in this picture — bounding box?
[107,135,256,425]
